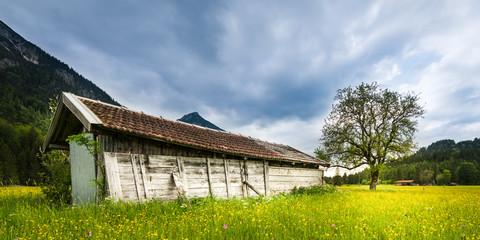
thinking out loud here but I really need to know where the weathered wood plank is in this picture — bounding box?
[116,153,132,165]
[268,167,322,177]
[184,168,207,175]
[244,180,263,196]
[235,175,264,183]
[263,160,270,196]
[146,167,177,174]
[269,175,322,182]
[104,152,123,201]
[245,158,250,197]
[183,157,207,165]
[143,172,173,180]
[130,154,143,200]
[223,157,231,198]
[146,156,177,167]
[239,160,246,198]
[149,185,176,192]
[186,180,209,189]
[139,155,151,199]
[187,188,210,198]
[208,168,229,175]
[269,181,322,190]
[175,156,188,197]
[206,157,213,197]
[150,191,181,200]
[148,178,175,187]
[120,183,138,192]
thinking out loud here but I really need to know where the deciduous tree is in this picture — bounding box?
[457,162,479,185]
[316,82,425,190]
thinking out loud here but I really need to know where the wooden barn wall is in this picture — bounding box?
[268,167,323,194]
[98,132,323,201]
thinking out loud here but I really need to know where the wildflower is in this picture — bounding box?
[223,224,228,229]
[332,224,336,228]
[88,231,92,236]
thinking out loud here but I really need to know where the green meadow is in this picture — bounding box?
[1,185,479,239]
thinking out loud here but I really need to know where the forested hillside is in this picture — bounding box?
[0,20,119,185]
[334,138,480,185]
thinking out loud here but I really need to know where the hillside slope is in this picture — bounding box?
[0,20,119,185]
[0,20,119,131]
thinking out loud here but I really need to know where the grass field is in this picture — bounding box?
[1,185,479,239]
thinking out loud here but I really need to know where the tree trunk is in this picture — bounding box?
[370,168,379,190]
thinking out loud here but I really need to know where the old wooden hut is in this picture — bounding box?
[43,92,329,204]
[395,180,415,186]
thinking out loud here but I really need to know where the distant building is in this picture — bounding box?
[395,180,414,186]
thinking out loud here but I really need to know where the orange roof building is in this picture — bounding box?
[44,92,329,204]
[395,180,415,186]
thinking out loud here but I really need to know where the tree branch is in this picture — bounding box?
[326,163,367,171]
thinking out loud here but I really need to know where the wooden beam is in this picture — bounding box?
[62,92,103,131]
[206,157,213,197]
[239,160,246,198]
[42,94,66,152]
[172,153,185,199]
[244,157,249,197]
[244,180,263,196]
[175,156,188,197]
[223,155,231,198]
[130,154,143,200]
[263,160,270,196]
[139,155,151,199]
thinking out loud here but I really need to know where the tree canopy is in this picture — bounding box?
[317,82,425,190]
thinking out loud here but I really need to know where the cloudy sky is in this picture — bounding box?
[1,1,480,175]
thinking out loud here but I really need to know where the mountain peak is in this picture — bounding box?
[178,112,224,131]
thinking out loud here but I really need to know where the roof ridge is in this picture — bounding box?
[73,93,125,110]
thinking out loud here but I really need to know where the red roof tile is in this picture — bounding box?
[79,97,327,165]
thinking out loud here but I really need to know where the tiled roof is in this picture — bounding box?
[395,180,414,183]
[79,97,327,165]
